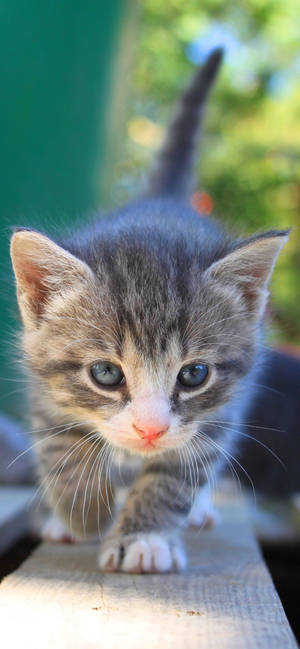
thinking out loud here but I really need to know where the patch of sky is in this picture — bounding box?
[267,54,300,97]
[186,22,299,95]
[186,22,256,91]
[186,21,240,65]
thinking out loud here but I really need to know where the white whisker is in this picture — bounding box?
[69,435,101,537]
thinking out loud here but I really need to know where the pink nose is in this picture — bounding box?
[131,396,170,442]
[133,423,169,441]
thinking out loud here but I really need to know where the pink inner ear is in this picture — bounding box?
[11,230,94,327]
[20,260,50,316]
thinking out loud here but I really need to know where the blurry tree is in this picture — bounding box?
[105,0,300,345]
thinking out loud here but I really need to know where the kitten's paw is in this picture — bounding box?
[98,532,186,574]
[42,514,75,543]
[188,487,220,529]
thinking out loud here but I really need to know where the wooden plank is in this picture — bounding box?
[0,496,297,649]
[0,486,35,554]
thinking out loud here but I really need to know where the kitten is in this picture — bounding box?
[10,49,288,573]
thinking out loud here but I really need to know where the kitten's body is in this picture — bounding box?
[11,51,288,572]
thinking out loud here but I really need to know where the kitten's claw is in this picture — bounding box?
[98,532,186,574]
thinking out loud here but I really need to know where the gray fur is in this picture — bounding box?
[10,51,288,572]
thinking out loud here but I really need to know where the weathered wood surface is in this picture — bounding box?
[0,486,35,553]
[0,496,297,649]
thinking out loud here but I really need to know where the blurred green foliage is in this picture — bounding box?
[107,0,300,344]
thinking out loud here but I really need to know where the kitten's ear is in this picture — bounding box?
[10,229,93,329]
[205,231,289,319]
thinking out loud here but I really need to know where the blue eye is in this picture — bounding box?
[90,361,125,387]
[177,363,208,388]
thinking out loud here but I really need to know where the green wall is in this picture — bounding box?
[0,0,128,417]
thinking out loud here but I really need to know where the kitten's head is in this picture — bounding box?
[10,223,287,457]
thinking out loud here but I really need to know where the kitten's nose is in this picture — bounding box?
[133,423,169,441]
[131,396,170,441]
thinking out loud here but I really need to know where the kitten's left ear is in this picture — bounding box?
[10,229,93,329]
[205,231,289,319]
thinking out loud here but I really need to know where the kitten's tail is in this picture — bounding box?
[146,48,223,199]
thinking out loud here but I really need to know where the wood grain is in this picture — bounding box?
[0,494,297,648]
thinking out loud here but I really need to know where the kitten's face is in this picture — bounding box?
[11,228,286,458]
[19,254,254,456]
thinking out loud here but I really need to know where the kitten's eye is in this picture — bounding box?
[90,361,125,387]
[177,363,208,388]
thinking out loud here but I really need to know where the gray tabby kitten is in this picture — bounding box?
[10,50,288,573]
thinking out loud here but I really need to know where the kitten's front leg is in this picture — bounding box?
[35,429,114,540]
[98,462,196,573]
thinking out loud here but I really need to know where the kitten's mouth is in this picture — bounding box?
[129,439,160,453]
[143,439,156,448]
[114,436,166,455]
[120,436,182,456]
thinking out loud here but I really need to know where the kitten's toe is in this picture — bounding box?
[121,538,152,573]
[41,514,75,543]
[98,532,186,574]
[171,544,187,571]
[98,545,121,572]
[187,487,220,529]
[188,505,220,529]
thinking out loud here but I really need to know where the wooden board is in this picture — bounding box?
[0,496,297,649]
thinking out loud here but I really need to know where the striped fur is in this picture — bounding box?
[10,51,288,572]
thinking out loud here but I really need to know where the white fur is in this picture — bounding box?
[42,514,75,543]
[98,532,186,573]
[130,394,170,435]
[187,486,220,529]
[41,514,99,544]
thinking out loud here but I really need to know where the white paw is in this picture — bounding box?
[188,486,220,529]
[42,514,75,543]
[98,532,186,574]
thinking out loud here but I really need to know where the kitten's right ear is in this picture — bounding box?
[10,229,93,329]
[204,231,289,320]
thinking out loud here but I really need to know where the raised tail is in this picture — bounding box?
[146,48,223,199]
